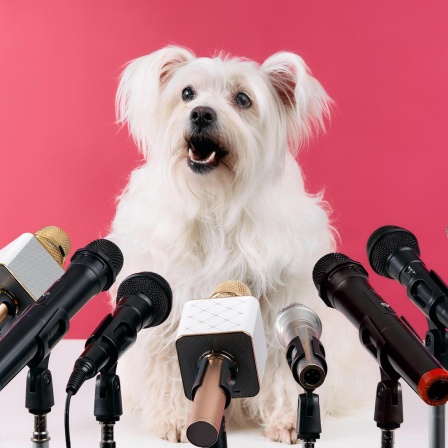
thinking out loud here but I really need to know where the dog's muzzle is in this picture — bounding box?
[187,107,228,174]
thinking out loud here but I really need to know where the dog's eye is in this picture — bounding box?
[182,87,196,102]
[235,92,251,108]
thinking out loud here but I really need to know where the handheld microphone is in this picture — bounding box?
[176,281,267,447]
[0,238,123,391]
[0,226,71,332]
[66,271,173,395]
[367,225,448,329]
[275,303,327,390]
[312,253,448,406]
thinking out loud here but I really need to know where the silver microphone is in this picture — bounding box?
[275,303,327,390]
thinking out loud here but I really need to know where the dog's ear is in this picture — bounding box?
[262,52,332,153]
[116,46,195,158]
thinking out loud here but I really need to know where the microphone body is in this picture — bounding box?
[66,272,173,394]
[275,303,327,390]
[0,239,123,390]
[176,281,267,447]
[367,225,448,329]
[313,253,448,406]
[0,227,71,333]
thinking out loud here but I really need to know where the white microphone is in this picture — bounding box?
[275,303,327,390]
[176,280,267,447]
[0,226,71,333]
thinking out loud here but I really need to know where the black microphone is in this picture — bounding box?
[367,225,448,329]
[0,239,123,391]
[66,272,173,395]
[312,252,448,406]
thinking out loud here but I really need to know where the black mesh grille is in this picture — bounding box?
[367,226,420,278]
[312,253,350,287]
[84,239,124,276]
[117,272,173,327]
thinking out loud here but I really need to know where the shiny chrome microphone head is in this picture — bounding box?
[275,303,323,347]
[275,303,326,390]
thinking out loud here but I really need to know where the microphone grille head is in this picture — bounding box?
[35,226,71,266]
[312,253,351,287]
[116,272,173,327]
[210,280,252,298]
[275,303,322,349]
[367,225,420,278]
[82,239,124,278]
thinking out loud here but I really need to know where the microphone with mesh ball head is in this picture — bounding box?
[0,238,123,391]
[367,225,448,329]
[368,225,448,448]
[312,252,448,407]
[64,271,172,448]
[66,271,173,395]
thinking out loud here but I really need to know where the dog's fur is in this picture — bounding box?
[108,46,375,444]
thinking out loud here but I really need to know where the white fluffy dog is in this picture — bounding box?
[108,46,374,444]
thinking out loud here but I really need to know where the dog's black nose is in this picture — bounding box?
[190,106,216,129]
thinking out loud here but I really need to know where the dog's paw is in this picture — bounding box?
[157,422,188,443]
[264,422,298,444]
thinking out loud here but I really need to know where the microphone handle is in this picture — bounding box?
[391,253,448,329]
[330,272,446,405]
[186,354,235,447]
[0,262,103,390]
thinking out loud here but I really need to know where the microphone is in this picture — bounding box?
[66,271,173,394]
[176,280,267,447]
[367,225,448,329]
[0,226,71,332]
[275,303,327,390]
[312,253,448,406]
[0,238,123,391]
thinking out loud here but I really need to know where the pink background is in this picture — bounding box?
[0,1,446,339]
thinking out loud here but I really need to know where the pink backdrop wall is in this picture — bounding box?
[0,1,446,339]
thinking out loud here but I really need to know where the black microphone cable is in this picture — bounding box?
[65,390,73,448]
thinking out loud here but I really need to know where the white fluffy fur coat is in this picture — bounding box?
[107,46,375,443]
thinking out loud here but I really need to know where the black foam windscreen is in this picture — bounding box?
[117,272,173,327]
[82,239,124,277]
[312,252,351,287]
[367,225,420,278]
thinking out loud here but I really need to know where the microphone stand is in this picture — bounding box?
[94,364,123,448]
[297,389,322,448]
[374,368,403,448]
[26,355,54,448]
[425,319,448,448]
